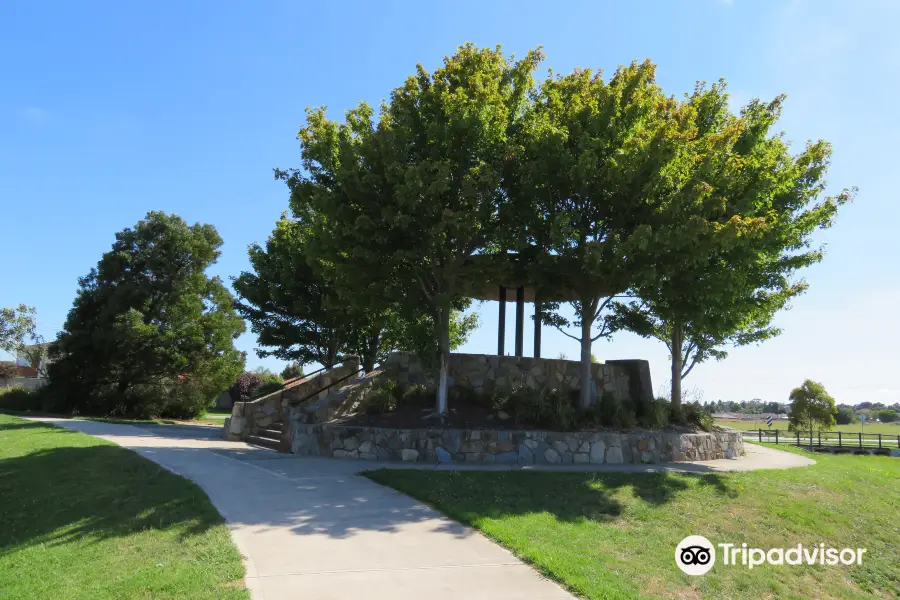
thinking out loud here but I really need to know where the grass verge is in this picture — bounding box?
[0,414,248,599]
[366,447,899,599]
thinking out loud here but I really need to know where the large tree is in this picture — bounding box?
[510,60,679,409]
[233,212,478,373]
[286,44,541,418]
[46,212,245,417]
[611,84,853,410]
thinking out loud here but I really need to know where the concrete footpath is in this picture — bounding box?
[30,418,574,600]
[29,419,814,600]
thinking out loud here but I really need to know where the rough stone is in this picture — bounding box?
[605,446,624,464]
[518,445,534,465]
[573,453,589,464]
[343,436,360,451]
[590,441,606,464]
[401,448,419,462]
[544,448,561,464]
[358,440,374,454]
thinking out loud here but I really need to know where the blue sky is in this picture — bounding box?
[2,0,897,405]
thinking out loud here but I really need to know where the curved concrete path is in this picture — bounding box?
[28,418,814,600]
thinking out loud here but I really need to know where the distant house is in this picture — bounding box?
[0,362,40,378]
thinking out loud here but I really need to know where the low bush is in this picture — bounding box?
[399,384,430,407]
[0,387,43,412]
[365,380,398,414]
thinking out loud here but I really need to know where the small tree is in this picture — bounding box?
[281,363,304,380]
[0,305,39,364]
[788,380,837,447]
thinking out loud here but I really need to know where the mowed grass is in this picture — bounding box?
[367,447,899,600]
[0,414,248,600]
[716,419,900,435]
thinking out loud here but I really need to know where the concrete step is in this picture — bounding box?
[258,424,284,438]
[247,433,282,451]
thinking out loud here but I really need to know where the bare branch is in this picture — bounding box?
[553,323,582,342]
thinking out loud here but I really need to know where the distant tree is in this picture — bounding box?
[613,85,853,411]
[788,380,837,444]
[46,212,246,418]
[875,409,898,423]
[0,305,38,361]
[280,363,304,380]
[835,404,857,425]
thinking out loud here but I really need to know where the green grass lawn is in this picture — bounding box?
[0,414,248,599]
[716,419,900,435]
[367,446,899,600]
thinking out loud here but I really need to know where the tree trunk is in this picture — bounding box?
[671,322,683,409]
[579,300,594,410]
[436,303,451,418]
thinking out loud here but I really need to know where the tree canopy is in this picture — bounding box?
[46,211,246,418]
[610,84,853,410]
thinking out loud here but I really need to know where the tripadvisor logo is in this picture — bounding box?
[675,536,867,575]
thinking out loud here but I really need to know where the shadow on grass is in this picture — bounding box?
[365,468,737,528]
[0,444,223,555]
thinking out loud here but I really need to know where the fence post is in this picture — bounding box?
[818,432,821,447]
[759,429,762,443]
[775,430,779,444]
[797,431,800,446]
[878,434,882,449]
[858,433,862,449]
[897,435,899,449]
[838,431,842,448]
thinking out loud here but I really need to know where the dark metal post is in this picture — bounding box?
[838,431,842,448]
[858,432,862,449]
[878,434,882,449]
[514,286,524,357]
[796,431,800,446]
[497,286,506,356]
[758,429,762,443]
[818,432,821,447]
[533,301,542,358]
[775,430,778,444]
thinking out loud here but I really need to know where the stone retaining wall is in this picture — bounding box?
[382,353,653,406]
[290,424,743,465]
[224,358,360,441]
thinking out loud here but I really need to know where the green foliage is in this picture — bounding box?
[286,43,543,416]
[835,404,857,425]
[0,386,43,411]
[0,305,38,356]
[365,380,398,415]
[788,379,837,434]
[399,384,430,408]
[280,363,304,380]
[44,212,245,419]
[681,402,714,431]
[610,83,853,408]
[876,409,898,423]
[250,367,283,398]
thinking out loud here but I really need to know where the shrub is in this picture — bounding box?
[399,384,430,407]
[0,387,43,412]
[637,398,669,429]
[682,401,714,431]
[230,372,262,402]
[281,363,304,380]
[365,380,398,414]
